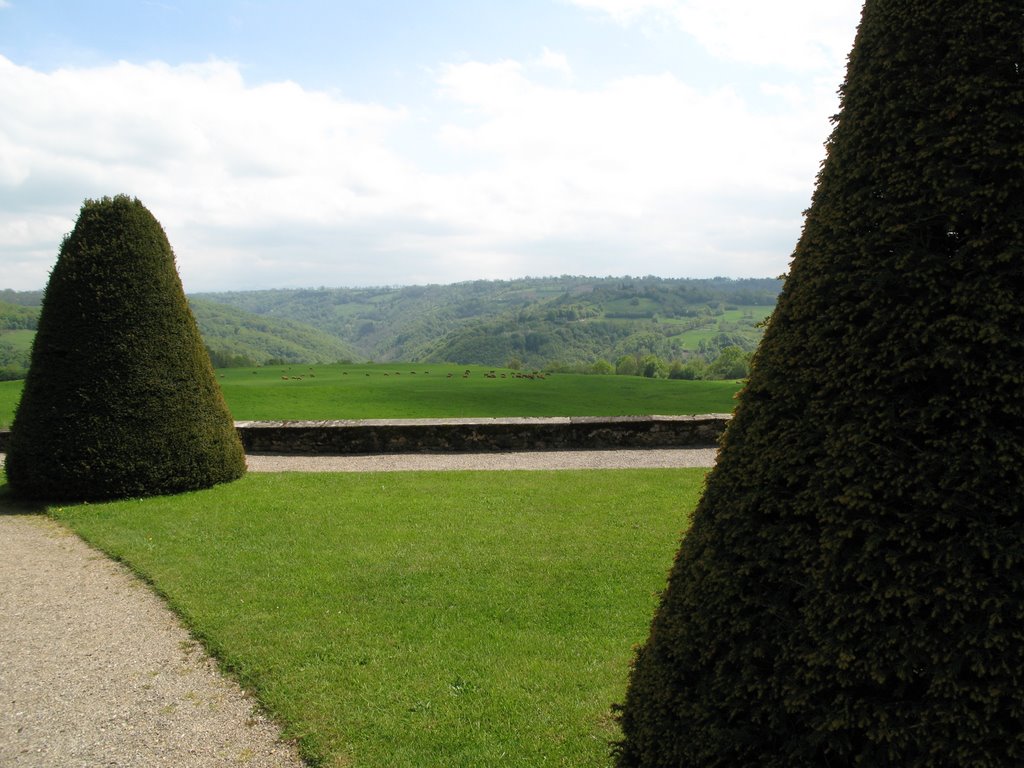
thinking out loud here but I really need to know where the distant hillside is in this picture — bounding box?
[0,290,44,308]
[2,276,782,378]
[189,298,361,367]
[0,294,363,379]
[197,276,782,369]
[0,300,40,379]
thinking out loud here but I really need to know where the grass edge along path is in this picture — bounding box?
[46,469,704,767]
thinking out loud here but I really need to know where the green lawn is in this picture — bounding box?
[0,364,741,427]
[218,363,741,421]
[32,469,703,767]
[0,380,22,428]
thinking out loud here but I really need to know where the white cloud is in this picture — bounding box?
[534,48,574,81]
[567,0,863,73]
[566,0,677,24]
[431,56,834,273]
[0,55,416,289]
[0,31,848,291]
[669,1,863,73]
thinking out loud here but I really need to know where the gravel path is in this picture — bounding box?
[244,446,718,473]
[0,513,306,768]
[1,448,717,767]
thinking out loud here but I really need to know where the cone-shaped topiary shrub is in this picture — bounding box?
[616,1,1023,766]
[6,195,246,501]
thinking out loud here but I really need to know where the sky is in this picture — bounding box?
[0,0,865,292]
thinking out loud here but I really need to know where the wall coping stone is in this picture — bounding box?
[234,414,727,428]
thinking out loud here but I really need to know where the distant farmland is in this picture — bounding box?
[214,363,742,420]
[0,363,743,428]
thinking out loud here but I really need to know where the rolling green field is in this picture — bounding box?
[0,329,35,352]
[669,305,774,349]
[219,363,741,420]
[0,364,742,427]
[31,469,704,767]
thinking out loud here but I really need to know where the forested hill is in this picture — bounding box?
[0,294,361,378]
[188,298,361,367]
[196,275,782,369]
[2,276,782,378]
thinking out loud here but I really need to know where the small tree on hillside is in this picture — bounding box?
[616,1,1023,766]
[6,195,246,501]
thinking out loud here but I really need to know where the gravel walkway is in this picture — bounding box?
[244,446,718,473]
[0,513,306,768]
[1,448,717,767]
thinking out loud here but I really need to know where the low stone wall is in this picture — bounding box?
[0,415,731,456]
[236,415,730,454]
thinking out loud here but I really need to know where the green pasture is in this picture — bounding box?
[23,468,704,767]
[0,329,36,352]
[0,364,742,428]
[719,305,774,324]
[655,305,773,350]
[603,297,661,316]
[673,327,722,348]
[0,380,22,428]
[217,363,741,421]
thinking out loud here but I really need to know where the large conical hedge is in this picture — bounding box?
[616,1,1023,766]
[6,195,246,501]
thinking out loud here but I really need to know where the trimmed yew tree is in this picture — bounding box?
[616,2,1023,766]
[6,195,246,501]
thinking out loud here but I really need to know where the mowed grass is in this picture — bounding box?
[0,364,741,427]
[37,469,704,767]
[217,363,742,421]
[0,380,22,428]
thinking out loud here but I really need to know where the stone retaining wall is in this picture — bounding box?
[237,414,730,454]
[0,415,730,455]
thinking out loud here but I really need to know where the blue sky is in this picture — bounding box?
[0,0,864,291]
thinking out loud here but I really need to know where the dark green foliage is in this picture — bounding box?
[6,195,246,501]
[617,2,1024,766]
